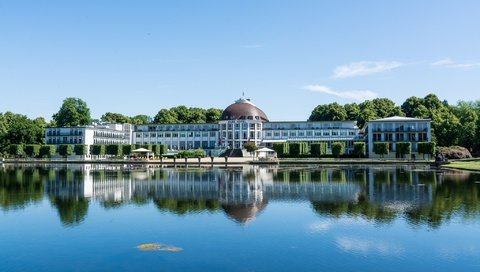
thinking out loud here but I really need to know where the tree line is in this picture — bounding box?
[308,93,480,154]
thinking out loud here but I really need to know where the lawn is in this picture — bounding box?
[442,160,480,171]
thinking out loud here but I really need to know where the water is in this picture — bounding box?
[1,164,480,271]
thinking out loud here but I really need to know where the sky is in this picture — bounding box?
[0,0,479,121]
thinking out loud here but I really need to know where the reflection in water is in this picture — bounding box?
[1,164,480,227]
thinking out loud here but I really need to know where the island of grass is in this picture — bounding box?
[442,160,480,171]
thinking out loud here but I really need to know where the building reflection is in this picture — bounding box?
[2,164,479,228]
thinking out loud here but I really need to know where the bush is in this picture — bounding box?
[331,142,345,158]
[418,142,435,159]
[106,144,123,157]
[59,144,74,156]
[24,144,41,158]
[152,144,168,156]
[373,142,389,158]
[8,144,25,158]
[122,145,133,155]
[74,145,89,156]
[40,145,56,158]
[396,142,411,159]
[91,145,106,156]
[437,146,472,159]
[310,143,327,157]
[272,143,289,157]
[353,142,366,158]
[289,142,308,157]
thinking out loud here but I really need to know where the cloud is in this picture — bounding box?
[431,58,480,68]
[304,84,378,101]
[308,221,332,233]
[243,44,263,49]
[336,237,404,256]
[333,61,404,78]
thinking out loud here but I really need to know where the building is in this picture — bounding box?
[45,123,133,146]
[134,98,363,154]
[365,116,432,159]
[45,98,431,158]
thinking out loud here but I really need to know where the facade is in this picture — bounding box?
[45,123,133,146]
[365,116,432,158]
[44,98,431,158]
[134,98,362,154]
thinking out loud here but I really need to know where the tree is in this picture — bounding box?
[353,142,366,158]
[154,109,178,124]
[310,143,327,157]
[106,145,123,157]
[206,108,223,123]
[454,101,478,151]
[40,145,56,158]
[25,144,41,158]
[58,144,74,157]
[344,103,360,121]
[395,142,411,159]
[74,145,88,156]
[308,103,347,121]
[373,142,389,158]
[418,142,435,160]
[91,145,106,156]
[52,97,92,127]
[331,142,345,158]
[289,142,308,157]
[101,112,131,123]
[244,141,257,157]
[130,115,152,125]
[272,143,289,157]
[8,144,24,158]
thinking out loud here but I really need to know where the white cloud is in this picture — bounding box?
[333,61,404,78]
[336,237,404,256]
[431,58,480,68]
[243,44,263,49]
[308,221,332,233]
[304,84,378,101]
[431,58,454,66]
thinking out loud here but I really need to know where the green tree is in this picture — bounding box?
[91,145,106,156]
[40,145,56,158]
[130,115,152,125]
[244,141,257,157]
[310,143,327,157]
[331,142,345,158]
[206,108,223,123]
[353,142,366,158]
[52,97,92,127]
[24,144,41,158]
[100,112,131,123]
[106,145,123,157]
[58,144,74,157]
[344,103,360,121]
[154,109,179,124]
[418,142,435,160]
[309,103,347,121]
[454,101,478,151]
[272,143,289,157]
[8,144,25,158]
[373,142,389,158]
[396,142,411,159]
[74,145,88,156]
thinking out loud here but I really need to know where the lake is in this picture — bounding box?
[1,164,480,271]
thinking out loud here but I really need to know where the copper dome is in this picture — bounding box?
[221,98,269,122]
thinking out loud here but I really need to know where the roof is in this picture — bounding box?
[131,148,151,152]
[221,98,269,122]
[368,116,431,122]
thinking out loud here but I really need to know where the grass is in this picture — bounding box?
[442,160,480,171]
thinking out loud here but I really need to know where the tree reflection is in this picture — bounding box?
[49,196,89,226]
[0,166,44,210]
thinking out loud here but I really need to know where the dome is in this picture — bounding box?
[221,98,269,122]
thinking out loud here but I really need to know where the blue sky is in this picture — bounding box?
[1,0,479,121]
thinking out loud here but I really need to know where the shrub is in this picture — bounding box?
[272,143,289,157]
[24,144,41,158]
[310,143,328,157]
[122,145,133,155]
[289,142,308,157]
[373,142,389,158]
[58,144,74,156]
[152,144,168,156]
[74,145,89,156]
[8,144,25,158]
[331,142,345,158]
[91,145,106,156]
[437,146,472,159]
[106,144,123,157]
[353,142,366,158]
[40,145,56,158]
[418,142,435,159]
[396,142,411,159]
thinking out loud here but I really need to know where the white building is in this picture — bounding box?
[365,116,432,158]
[45,123,133,146]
